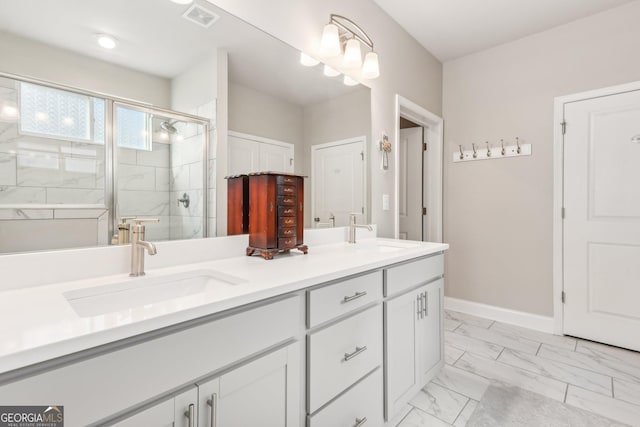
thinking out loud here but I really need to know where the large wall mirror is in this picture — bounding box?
[0,0,372,254]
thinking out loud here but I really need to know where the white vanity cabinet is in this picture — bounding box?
[384,254,444,421]
[197,342,301,427]
[112,387,198,427]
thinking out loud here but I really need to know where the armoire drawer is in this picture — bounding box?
[277,196,296,206]
[307,271,382,328]
[308,368,383,427]
[307,305,382,413]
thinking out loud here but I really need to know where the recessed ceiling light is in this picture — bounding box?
[96,34,117,49]
[170,0,193,4]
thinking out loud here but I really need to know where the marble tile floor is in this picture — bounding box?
[396,310,640,427]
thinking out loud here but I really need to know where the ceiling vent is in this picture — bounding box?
[182,4,220,29]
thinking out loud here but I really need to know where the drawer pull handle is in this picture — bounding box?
[354,417,368,427]
[207,394,217,427]
[417,293,422,319]
[344,345,367,361]
[343,291,367,303]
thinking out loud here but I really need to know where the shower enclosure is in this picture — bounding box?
[0,74,210,253]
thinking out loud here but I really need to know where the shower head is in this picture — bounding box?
[160,120,179,134]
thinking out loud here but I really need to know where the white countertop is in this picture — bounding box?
[0,238,448,376]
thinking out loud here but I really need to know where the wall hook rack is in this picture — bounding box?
[453,137,531,163]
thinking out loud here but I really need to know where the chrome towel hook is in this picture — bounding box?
[486,141,491,157]
[516,137,521,154]
[501,139,506,156]
[459,145,464,160]
[472,143,478,159]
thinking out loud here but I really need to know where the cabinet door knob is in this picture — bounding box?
[344,345,367,361]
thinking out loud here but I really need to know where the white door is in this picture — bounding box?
[399,127,424,240]
[563,89,640,351]
[228,132,293,175]
[312,138,365,227]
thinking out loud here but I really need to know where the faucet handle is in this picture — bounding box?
[131,218,160,224]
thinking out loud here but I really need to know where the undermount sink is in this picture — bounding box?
[64,269,246,317]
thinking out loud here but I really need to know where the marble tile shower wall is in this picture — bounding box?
[118,141,171,241]
[170,130,204,240]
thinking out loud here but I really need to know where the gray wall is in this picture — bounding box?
[442,1,640,316]
[228,81,305,174]
[207,0,443,237]
[0,31,171,107]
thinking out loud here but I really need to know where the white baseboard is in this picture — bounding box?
[444,297,555,333]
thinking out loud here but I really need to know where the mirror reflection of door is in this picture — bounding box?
[399,120,426,241]
[312,137,365,228]
[227,131,294,175]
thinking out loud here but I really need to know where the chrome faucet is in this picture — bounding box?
[349,214,373,244]
[130,218,159,277]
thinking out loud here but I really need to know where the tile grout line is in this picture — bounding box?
[451,398,472,426]
[537,343,640,383]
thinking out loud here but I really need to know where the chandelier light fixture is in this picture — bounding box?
[318,14,380,79]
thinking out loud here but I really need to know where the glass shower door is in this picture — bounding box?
[113,103,207,242]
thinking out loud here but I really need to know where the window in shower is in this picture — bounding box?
[19,82,105,144]
[115,106,151,151]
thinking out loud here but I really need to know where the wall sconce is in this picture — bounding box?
[319,14,380,79]
[379,134,391,170]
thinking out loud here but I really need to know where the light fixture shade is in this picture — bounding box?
[320,23,341,57]
[323,65,341,77]
[343,76,359,86]
[362,51,380,79]
[300,52,320,67]
[169,0,193,4]
[342,39,362,69]
[97,34,117,49]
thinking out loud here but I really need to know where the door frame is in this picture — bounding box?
[310,136,367,227]
[552,80,640,335]
[394,95,443,242]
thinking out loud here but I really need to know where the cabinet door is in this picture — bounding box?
[384,289,419,418]
[417,279,443,383]
[112,387,197,427]
[198,342,301,427]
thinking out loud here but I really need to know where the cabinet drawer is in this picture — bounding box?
[308,305,382,412]
[279,237,297,249]
[278,216,297,228]
[277,184,296,196]
[278,226,296,238]
[277,196,296,206]
[309,368,383,427]
[278,206,296,217]
[385,254,443,297]
[276,175,297,186]
[307,271,382,328]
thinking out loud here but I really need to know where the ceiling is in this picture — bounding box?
[373,0,634,61]
[0,0,357,107]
